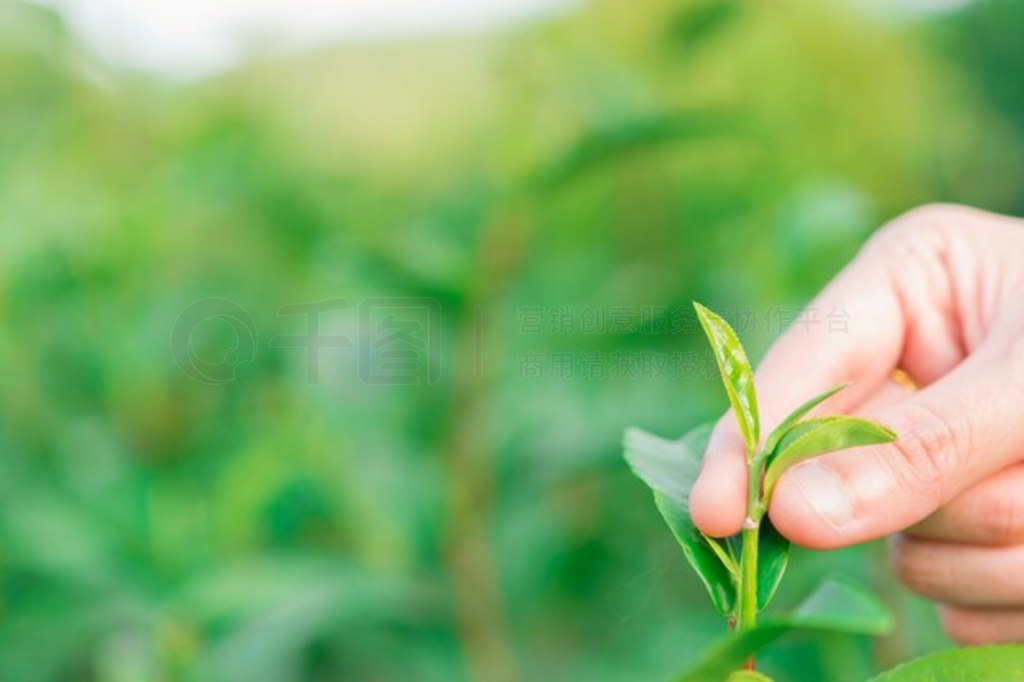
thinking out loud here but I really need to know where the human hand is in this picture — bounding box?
[688,204,1024,643]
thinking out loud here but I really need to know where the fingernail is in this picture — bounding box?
[787,461,854,533]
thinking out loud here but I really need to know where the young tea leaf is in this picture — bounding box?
[693,302,760,455]
[868,645,1024,681]
[762,382,849,455]
[673,577,893,682]
[704,534,739,578]
[762,416,896,502]
[623,424,736,615]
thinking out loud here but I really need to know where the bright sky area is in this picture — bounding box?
[33,0,970,81]
[34,0,578,80]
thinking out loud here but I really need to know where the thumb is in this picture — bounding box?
[769,332,1024,549]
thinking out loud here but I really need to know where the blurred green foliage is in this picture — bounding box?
[0,0,1021,680]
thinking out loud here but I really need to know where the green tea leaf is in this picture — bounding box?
[693,302,760,455]
[673,578,892,682]
[868,645,1024,681]
[762,382,849,455]
[756,516,789,611]
[624,424,736,614]
[676,627,782,682]
[762,416,896,502]
[789,576,892,634]
[726,672,774,682]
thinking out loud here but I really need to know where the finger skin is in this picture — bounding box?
[692,204,1024,546]
[940,606,1024,645]
[769,340,1024,549]
[909,463,1024,545]
[854,378,915,416]
[891,535,1024,608]
[689,415,749,537]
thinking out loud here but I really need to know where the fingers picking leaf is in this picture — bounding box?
[693,302,760,455]
[762,416,896,502]
[624,425,736,615]
[762,382,849,455]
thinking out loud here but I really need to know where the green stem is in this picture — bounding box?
[737,451,765,634]
[738,524,759,631]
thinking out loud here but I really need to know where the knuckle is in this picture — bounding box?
[940,608,992,646]
[883,204,964,238]
[891,537,954,598]
[975,491,1024,545]
[885,402,970,503]
[864,204,964,259]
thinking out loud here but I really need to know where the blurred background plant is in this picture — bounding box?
[0,0,1022,680]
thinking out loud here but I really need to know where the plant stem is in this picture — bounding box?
[738,523,759,631]
[737,451,764,633]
